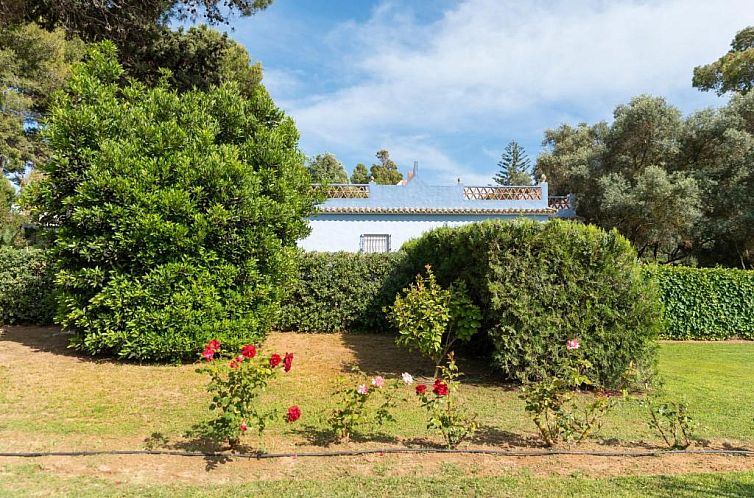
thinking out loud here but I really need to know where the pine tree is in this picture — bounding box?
[493,141,533,186]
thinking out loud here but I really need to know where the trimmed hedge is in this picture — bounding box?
[277,251,402,333]
[0,247,56,325]
[647,265,754,340]
[394,219,662,387]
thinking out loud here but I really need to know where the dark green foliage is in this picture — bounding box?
[646,265,754,340]
[306,153,348,184]
[276,251,403,333]
[397,219,662,388]
[350,163,370,184]
[0,246,55,325]
[30,43,315,360]
[5,1,271,97]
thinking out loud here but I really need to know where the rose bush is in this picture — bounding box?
[197,339,300,449]
[520,339,615,447]
[328,370,412,442]
[415,353,477,449]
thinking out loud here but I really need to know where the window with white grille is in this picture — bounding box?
[360,234,391,253]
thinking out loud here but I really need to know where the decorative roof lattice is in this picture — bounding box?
[317,206,555,215]
[314,184,370,199]
[463,186,542,201]
[548,195,572,211]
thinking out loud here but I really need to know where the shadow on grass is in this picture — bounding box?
[293,423,400,448]
[339,332,509,388]
[0,325,177,365]
[146,427,262,471]
[469,425,544,448]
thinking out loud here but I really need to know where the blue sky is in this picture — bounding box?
[220,0,752,184]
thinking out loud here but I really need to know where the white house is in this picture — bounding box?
[300,166,575,253]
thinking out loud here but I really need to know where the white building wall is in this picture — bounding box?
[299,214,550,252]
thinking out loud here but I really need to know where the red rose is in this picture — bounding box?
[284,352,294,372]
[270,353,282,368]
[286,405,301,423]
[229,359,239,369]
[415,384,427,395]
[201,348,215,361]
[240,422,248,433]
[207,339,221,352]
[432,379,449,396]
[241,344,256,359]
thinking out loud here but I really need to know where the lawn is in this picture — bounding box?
[1,326,753,496]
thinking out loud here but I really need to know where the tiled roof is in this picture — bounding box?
[316,206,556,215]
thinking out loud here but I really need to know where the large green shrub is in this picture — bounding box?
[647,265,754,340]
[0,247,56,325]
[277,251,402,333]
[396,219,662,387]
[28,43,315,360]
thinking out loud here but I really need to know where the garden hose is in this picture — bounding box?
[0,448,752,459]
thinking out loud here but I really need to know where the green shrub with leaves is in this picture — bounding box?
[414,353,478,449]
[0,247,56,325]
[29,43,315,360]
[388,265,481,373]
[646,265,754,340]
[396,219,662,388]
[276,251,402,333]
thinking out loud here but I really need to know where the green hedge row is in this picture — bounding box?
[647,265,754,340]
[0,247,56,325]
[276,251,403,333]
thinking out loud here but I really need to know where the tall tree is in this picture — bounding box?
[0,23,85,180]
[493,141,533,185]
[536,95,701,263]
[306,153,348,184]
[370,149,403,185]
[350,163,370,184]
[693,26,754,95]
[2,0,272,93]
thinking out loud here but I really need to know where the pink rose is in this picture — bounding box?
[371,376,385,388]
[566,338,580,350]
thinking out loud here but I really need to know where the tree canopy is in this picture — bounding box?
[370,149,403,185]
[693,26,754,95]
[536,93,754,267]
[493,141,533,185]
[30,43,315,360]
[350,163,370,184]
[0,23,85,180]
[2,0,272,94]
[306,153,349,184]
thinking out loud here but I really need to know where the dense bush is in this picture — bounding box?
[28,43,315,360]
[277,251,402,333]
[647,265,754,340]
[0,247,56,325]
[395,219,662,388]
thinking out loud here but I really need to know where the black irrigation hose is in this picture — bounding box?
[0,448,753,459]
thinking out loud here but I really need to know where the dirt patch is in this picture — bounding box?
[2,449,754,486]
[2,326,754,486]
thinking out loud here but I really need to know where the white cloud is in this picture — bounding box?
[269,0,752,182]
